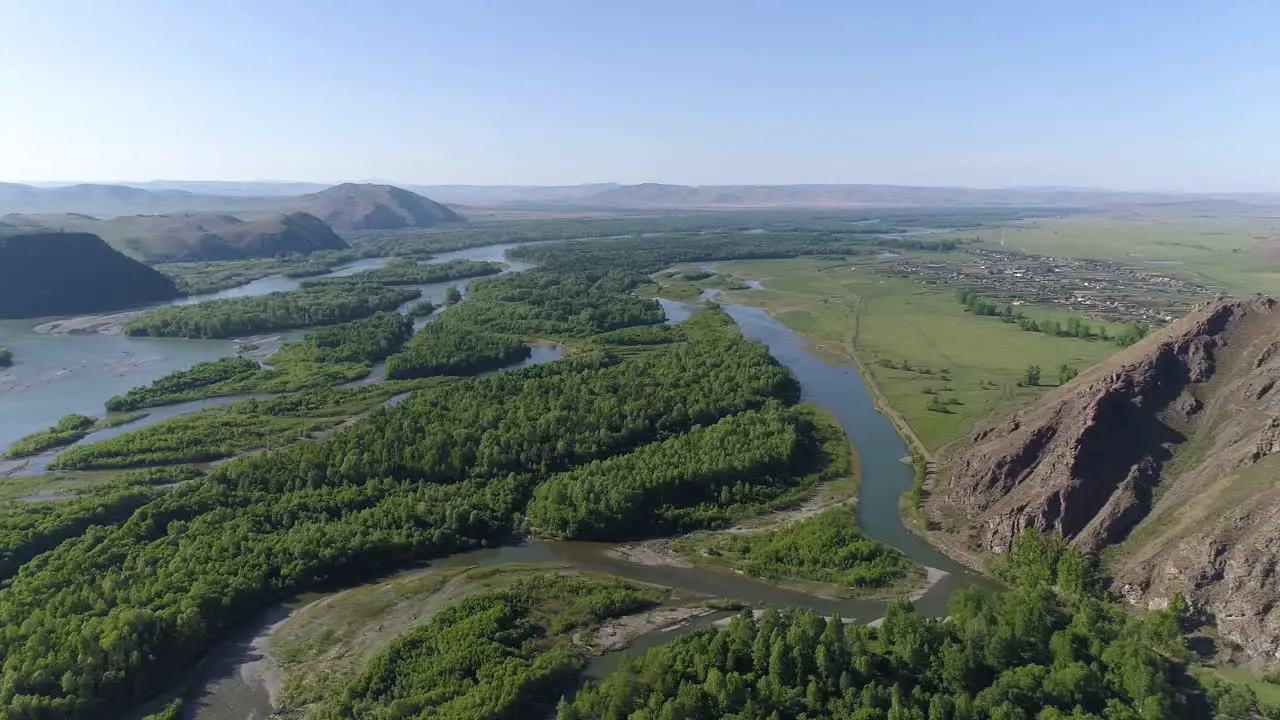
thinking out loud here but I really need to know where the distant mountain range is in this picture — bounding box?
[5,180,1280,217]
[1,211,348,262]
[0,183,465,262]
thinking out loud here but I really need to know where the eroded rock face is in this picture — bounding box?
[937,297,1280,658]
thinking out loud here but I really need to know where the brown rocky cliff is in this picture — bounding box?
[936,296,1280,658]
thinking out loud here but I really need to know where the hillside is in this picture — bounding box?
[0,182,467,227]
[292,183,465,231]
[2,211,347,261]
[0,232,181,318]
[935,296,1280,657]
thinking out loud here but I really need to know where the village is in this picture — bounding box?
[880,247,1216,325]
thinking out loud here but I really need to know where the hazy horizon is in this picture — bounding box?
[8,179,1280,197]
[3,1,1277,192]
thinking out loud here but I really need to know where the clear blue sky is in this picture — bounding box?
[2,0,1276,191]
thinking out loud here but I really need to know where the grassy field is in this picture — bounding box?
[940,215,1280,296]
[711,257,1123,454]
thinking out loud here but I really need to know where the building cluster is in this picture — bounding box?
[881,248,1213,324]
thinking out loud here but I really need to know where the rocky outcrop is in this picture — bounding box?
[937,297,1280,658]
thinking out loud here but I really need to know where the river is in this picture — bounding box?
[165,280,990,720]
[10,244,988,717]
[0,243,535,453]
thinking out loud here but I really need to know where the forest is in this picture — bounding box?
[4,413,97,458]
[121,284,419,339]
[676,508,921,596]
[443,270,666,337]
[57,381,432,470]
[560,531,1271,720]
[526,405,816,539]
[312,573,661,719]
[103,307,413,410]
[384,319,530,379]
[299,258,504,287]
[508,230,958,275]
[0,303,809,716]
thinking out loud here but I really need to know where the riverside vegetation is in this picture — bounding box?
[311,573,662,720]
[4,413,148,459]
[106,312,415,410]
[3,219,1274,719]
[558,530,1274,720]
[122,284,420,339]
[298,258,503,287]
[0,289,831,715]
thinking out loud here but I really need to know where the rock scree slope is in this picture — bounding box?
[938,296,1280,657]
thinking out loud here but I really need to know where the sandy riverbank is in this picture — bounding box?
[32,311,145,335]
[588,605,717,653]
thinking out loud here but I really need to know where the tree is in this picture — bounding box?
[445,286,463,304]
[1023,365,1042,387]
[1057,365,1078,385]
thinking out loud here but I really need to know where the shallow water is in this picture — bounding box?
[0,243,534,452]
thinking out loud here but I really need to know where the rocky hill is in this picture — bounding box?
[0,232,181,318]
[936,296,1280,657]
[2,211,347,262]
[292,183,465,231]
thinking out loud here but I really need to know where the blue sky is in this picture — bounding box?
[1,0,1276,190]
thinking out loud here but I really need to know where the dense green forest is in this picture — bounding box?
[444,270,665,337]
[526,405,816,539]
[0,303,809,716]
[0,345,12,367]
[384,319,530,379]
[59,381,431,470]
[508,230,958,275]
[0,486,161,580]
[676,508,921,595]
[103,312,435,409]
[265,311,413,365]
[561,531,1272,720]
[105,356,264,411]
[4,414,96,458]
[313,573,661,719]
[406,299,438,318]
[122,284,419,339]
[299,258,504,287]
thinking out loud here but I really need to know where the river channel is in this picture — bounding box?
[6,242,990,717]
[0,243,535,453]
[162,284,989,719]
